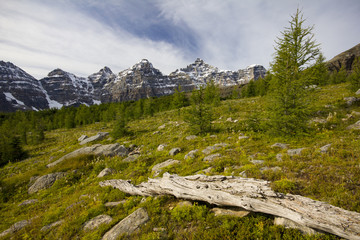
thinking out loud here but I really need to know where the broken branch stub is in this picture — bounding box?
[99,173,360,240]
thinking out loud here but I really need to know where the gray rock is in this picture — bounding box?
[197,167,213,174]
[319,144,332,153]
[105,200,127,207]
[184,149,199,160]
[157,144,167,151]
[152,159,180,176]
[78,135,88,142]
[250,160,264,165]
[287,148,305,156]
[28,172,66,194]
[169,148,181,156]
[80,132,109,145]
[344,97,359,106]
[347,120,360,130]
[271,143,289,149]
[203,153,222,162]
[260,166,282,173]
[202,143,227,155]
[0,219,32,237]
[238,136,249,140]
[84,214,113,231]
[158,124,166,130]
[356,89,360,95]
[47,143,128,168]
[185,135,198,140]
[123,154,140,162]
[97,168,116,178]
[18,199,38,206]
[276,153,283,161]
[41,220,64,232]
[274,217,317,235]
[239,171,247,178]
[209,135,217,138]
[101,208,149,240]
[211,207,250,217]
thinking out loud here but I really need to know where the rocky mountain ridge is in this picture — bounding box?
[0,59,266,112]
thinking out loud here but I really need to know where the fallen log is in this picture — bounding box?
[99,173,360,240]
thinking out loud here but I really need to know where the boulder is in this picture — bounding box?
[152,159,180,177]
[271,143,289,149]
[41,220,64,232]
[169,148,181,156]
[287,148,305,156]
[105,200,127,207]
[78,135,88,142]
[184,149,199,160]
[347,120,360,130]
[202,143,228,155]
[211,207,250,217]
[101,208,149,240]
[319,144,332,153]
[344,97,359,106]
[203,153,222,162]
[83,214,113,231]
[274,217,317,235]
[80,132,109,145]
[97,168,116,178]
[185,135,198,140]
[47,143,128,168]
[18,199,38,206]
[28,172,66,194]
[0,219,32,237]
[123,154,140,162]
[157,144,167,151]
[250,160,264,165]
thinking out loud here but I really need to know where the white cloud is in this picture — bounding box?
[0,1,189,78]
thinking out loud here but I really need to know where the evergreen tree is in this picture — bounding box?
[204,80,220,106]
[111,117,129,139]
[185,87,214,135]
[330,65,348,84]
[349,56,360,92]
[268,8,320,136]
[172,86,187,115]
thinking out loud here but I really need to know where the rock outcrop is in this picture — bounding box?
[28,172,66,194]
[79,132,109,145]
[0,219,32,237]
[101,208,149,240]
[327,43,360,72]
[47,143,128,168]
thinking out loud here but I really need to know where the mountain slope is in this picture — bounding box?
[327,43,360,72]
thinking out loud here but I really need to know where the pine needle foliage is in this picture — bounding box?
[268,8,321,136]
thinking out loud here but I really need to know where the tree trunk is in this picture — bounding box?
[99,173,360,240]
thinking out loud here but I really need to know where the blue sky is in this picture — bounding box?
[0,0,359,79]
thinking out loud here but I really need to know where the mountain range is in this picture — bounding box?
[0,59,266,112]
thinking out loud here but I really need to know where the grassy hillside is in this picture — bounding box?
[0,82,359,239]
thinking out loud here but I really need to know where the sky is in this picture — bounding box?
[0,0,359,79]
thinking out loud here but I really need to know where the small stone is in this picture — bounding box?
[169,148,181,156]
[344,97,359,106]
[153,227,166,232]
[356,89,360,95]
[157,144,167,151]
[18,199,38,206]
[271,143,289,149]
[211,207,250,217]
[0,220,32,237]
[203,153,222,162]
[226,117,233,122]
[250,160,264,165]
[105,200,127,207]
[239,171,247,178]
[319,144,332,153]
[209,135,217,138]
[123,154,140,162]
[238,136,249,140]
[41,220,64,232]
[78,135,88,142]
[287,148,305,156]
[347,120,360,130]
[185,135,198,140]
[152,131,160,135]
[197,167,213,174]
[97,168,116,178]
[80,132,109,145]
[83,214,113,231]
[158,124,166,130]
[276,153,283,161]
[184,149,199,160]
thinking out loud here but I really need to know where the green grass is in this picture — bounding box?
[0,83,359,239]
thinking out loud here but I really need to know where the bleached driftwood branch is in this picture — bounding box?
[99,173,360,240]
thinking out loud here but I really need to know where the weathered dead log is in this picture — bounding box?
[100,173,360,240]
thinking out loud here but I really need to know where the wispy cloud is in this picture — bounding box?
[0,0,359,79]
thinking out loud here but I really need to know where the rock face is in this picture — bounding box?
[28,172,66,194]
[83,214,113,231]
[79,132,109,145]
[327,43,360,72]
[47,143,128,168]
[0,61,49,112]
[101,208,149,240]
[0,59,266,112]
